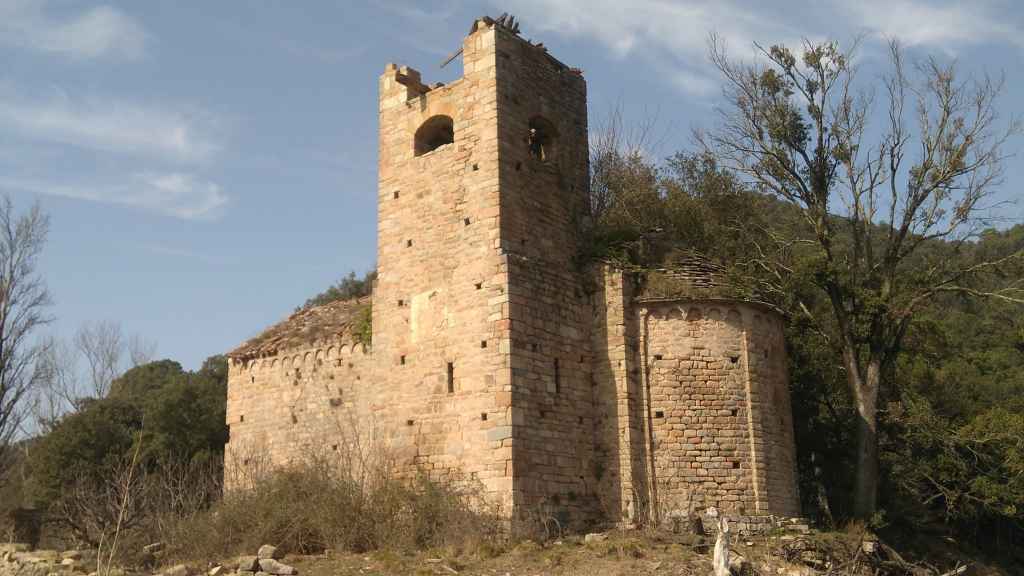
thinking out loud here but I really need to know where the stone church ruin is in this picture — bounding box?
[226,16,800,529]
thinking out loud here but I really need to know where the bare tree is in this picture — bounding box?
[33,324,158,429]
[700,36,1023,517]
[32,336,79,432]
[127,333,157,368]
[0,196,51,478]
[75,320,124,399]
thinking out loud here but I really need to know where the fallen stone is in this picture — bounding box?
[163,563,191,576]
[256,545,282,560]
[236,556,259,572]
[583,533,607,544]
[208,565,225,576]
[143,543,165,555]
[60,552,82,561]
[256,559,297,576]
[729,552,750,575]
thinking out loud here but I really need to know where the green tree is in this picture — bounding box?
[700,37,1023,518]
[30,356,228,544]
[300,270,376,311]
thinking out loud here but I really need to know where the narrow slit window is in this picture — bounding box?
[554,358,561,394]
[447,362,454,394]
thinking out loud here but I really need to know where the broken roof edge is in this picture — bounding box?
[633,295,786,318]
[227,295,372,362]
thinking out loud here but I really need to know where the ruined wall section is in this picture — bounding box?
[590,266,650,525]
[373,22,514,506]
[637,301,799,518]
[743,311,801,516]
[225,340,373,485]
[489,28,596,525]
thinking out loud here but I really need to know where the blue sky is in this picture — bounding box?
[2,0,1022,370]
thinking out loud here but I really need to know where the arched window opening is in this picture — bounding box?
[528,116,558,162]
[414,115,454,156]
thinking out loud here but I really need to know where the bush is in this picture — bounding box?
[159,458,501,563]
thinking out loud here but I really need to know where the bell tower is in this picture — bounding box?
[373,16,592,521]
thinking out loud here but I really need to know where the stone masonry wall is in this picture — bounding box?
[225,340,373,485]
[590,266,649,526]
[489,27,597,527]
[637,300,799,518]
[373,22,515,510]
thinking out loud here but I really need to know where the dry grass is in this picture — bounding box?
[158,458,502,564]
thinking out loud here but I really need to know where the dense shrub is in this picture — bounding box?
[159,459,501,563]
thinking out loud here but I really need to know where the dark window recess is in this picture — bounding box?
[528,116,558,161]
[239,414,245,423]
[464,217,471,226]
[480,340,487,348]
[515,161,522,171]
[291,414,298,424]
[400,355,406,365]
[474,282,483,290]
[393,190,400,199]
[414,115,454,156]
[730,355,739,364]
[732,461,741,469]
[250,375,255,383]
[447,362,455,394]
[539,410,546,419]
[329,398,342,407]
[397,299,404,307]
[406,239,413,247]
[554,358,561,394]
[406,419,415,426]
[531,343,538,352]
[578,416,584,424]
[731,408,739,417]
[481,412,488,421]
[653,354,663,361]
[764,349,770,359]
[472,163,479,171]
[655,410,665,418]
[331,444,338,451]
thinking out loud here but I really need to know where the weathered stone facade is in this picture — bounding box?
[226,17,799,528]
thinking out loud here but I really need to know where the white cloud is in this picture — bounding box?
[841,0,1023,50]
[499,0,797,96]
[0,173,228,221]
[0,0,148,60]
[499,0,1023,96]
[0,87,222,164]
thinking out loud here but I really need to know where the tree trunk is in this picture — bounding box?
[850,356,881,519]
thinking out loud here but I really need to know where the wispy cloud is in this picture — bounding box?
[499,0,797,96]
[0,173,228,221]
[840,0,1024,51]
[0,0,148,60]
[500,0,1023,96]
[0,86,222,164]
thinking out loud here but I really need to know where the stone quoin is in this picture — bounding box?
[225,16,800,529]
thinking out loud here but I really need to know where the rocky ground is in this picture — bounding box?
[1,528,1013,576]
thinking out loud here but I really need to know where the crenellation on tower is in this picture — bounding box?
[224,16,801,531]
